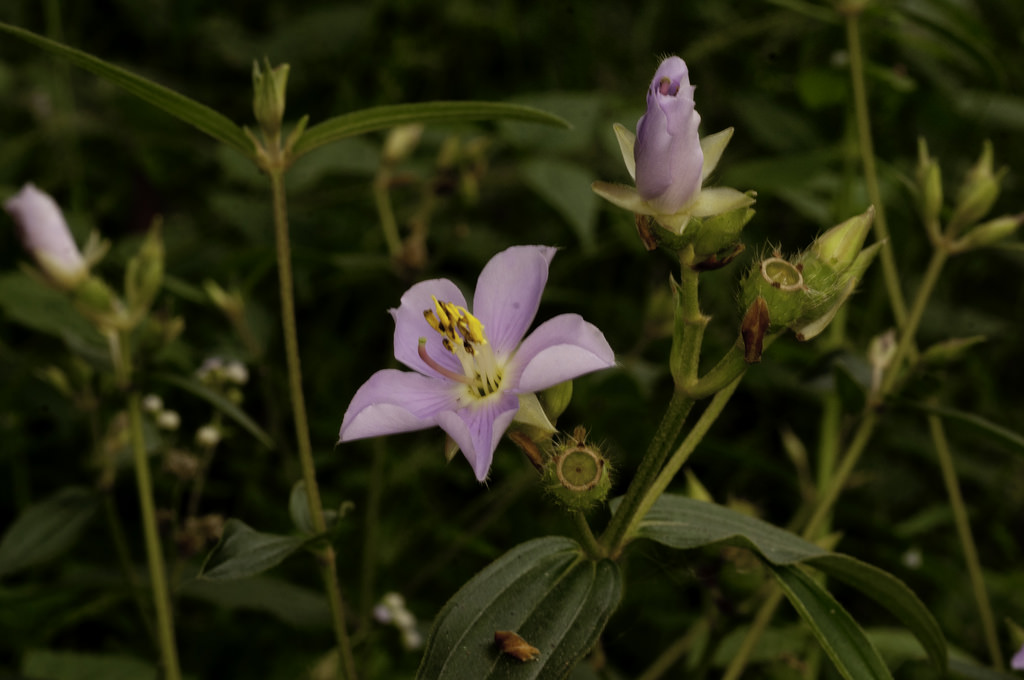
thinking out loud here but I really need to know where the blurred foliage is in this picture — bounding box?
[1,0,1023,678]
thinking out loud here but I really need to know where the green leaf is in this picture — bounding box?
[22,649,157,680]
[151,372,274,449]
[520,158,598,253]
[770,564,894,680]
[0,273,107,361]
[627,494,946,670]
[416,536,621,679]
[292,101,570,158]
[180,575,331,629]
[900,401,1024,456]
[197,519,311,581]
[0,487,100,579]
[0,21,253,156]
[809,554,946,672]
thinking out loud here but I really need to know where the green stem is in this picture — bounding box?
[269,169,357,679]
[636,617,709,680]
[881,247,948,395]
[846,9,908,330]
[927,414,1004,670]
[601,391,694,556]
[127,391,181,680]
[572,511,606,560]
[720,588,786,680]
[372,168,403,259]
[623,375,744,543]
[602,256,706,555]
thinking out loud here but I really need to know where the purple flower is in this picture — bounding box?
[1013,642,1024,670]
[3,183,87,290]
[634,56,704,214]
[339,245,615,481]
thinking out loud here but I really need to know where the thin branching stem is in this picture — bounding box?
[269,168,357,679]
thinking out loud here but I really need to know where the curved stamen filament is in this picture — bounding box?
[418,339,472,385]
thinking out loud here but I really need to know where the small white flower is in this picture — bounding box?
[156,410,181,431]
[141,394,164,414]
[195,424,221,447]
[224,361,250,385]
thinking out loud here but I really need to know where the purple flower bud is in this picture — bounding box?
[634,56,704,214]
[4,183,87,289]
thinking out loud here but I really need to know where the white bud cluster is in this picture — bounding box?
[373,592,423,650]
[197,357,250,387]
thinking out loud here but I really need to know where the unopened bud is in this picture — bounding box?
[223,361,249,386]
[4,183,89,291]
[949,141,1006,235]
[196,424,222,448]
[810,206,875,271]
[916,139,943,240]
[920,335,986,365]
[382,124,424,164]
[537,380,573,424]
[156,410,181,431]
[951,213,1023,252]
[125,220,164,316]
[252,59,290,139]
[142,394,164,413]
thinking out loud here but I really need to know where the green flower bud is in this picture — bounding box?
[537,380,573,424]
[252,59,290,139]
[382,124,424,164]
[948,141,1006,236]
[809,206,874,271]
[951,213,1023,253]
[125,220,164,318]
[73,275,121,323]
[541,428,612,513]
[915,139,943,241]
[919,335,986,366]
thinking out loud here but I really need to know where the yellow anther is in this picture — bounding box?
[432,296,451,327]
[462,313,487,344]
[424,309,442,333]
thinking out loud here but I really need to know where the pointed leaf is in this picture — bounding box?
[0,22,253,156]
[626,494,946,670]
[416,536,621,679]
[198,519,311,581]
[900,401,1024,456]
[152,372,274,450]
[0,487,100,578]
[292,101,569,158]
[770,564,894,680]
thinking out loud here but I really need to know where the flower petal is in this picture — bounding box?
[592,181,652,214]
[339,369,460,442]
[436,392,519,481]
[509,314,615,393]
[699,128,734,181]
[613,123,637,180]
[391,277,467,377]
[634,57,703,214]
[472,245,556,355]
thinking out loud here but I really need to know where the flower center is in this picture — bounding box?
[656,76,680,97]
[420,296,503,400]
